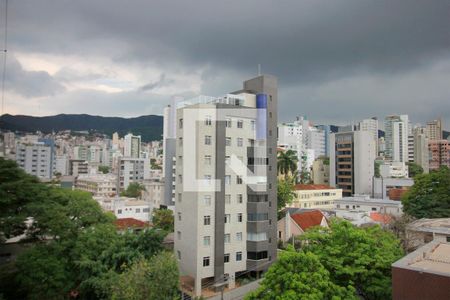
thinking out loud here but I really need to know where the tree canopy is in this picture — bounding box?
[152,208,174,232]
[277,178,296,219]
[402,166,450,218]
[120,182,146,198]
[246,247,356,300]
[277,150,298,180]
[299,219,404,300]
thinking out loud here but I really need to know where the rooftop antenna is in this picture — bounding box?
[1,0,8,116]
[258,64,261,76]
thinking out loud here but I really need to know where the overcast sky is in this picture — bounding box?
[1,0,450,128]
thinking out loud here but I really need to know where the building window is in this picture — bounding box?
[205,155,212,165]
[236,232,242,241]
[247,251,268,260]
[225,194,231,204]
[251,120,255,130]
[179,119,183,128]
[224,253,230,263]
[204,215,211,225]
[117,209,122,214]
[135,208,140,213]
[236,252,242,261]
[203,256,210,267]
[204,175,212,185]
[177,231,181,240]
[179,138,183,146]
[178,212,182,221]
[204,195,211,206]
[225,175,231,185]
[226,118,232,128]
[236,176,243,184]
[224,234,230,243]
[225,137,231,146]
[203,236,210,246]
[205,116,212,126]
[224,214,231,223]
[205,135,212,145]
[237,138,243,147]
[237,120,243,128]
[237,213,243,222]
[178,174,183,183]
[237,194,243,203]
[225,156,230,165]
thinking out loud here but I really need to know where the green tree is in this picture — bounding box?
[98,165,110,174]
[374,160,381,178]
[245,248,356,300]
[277,178,296,218]
[299,152,311,184]
[402,166,450,218]
[151,208,174,232]
[111,252,179,300]
[120,183,146,198]
[277,150,298,180]
[299,219,404,300]
[406,162,424,178]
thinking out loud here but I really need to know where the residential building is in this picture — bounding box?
[379,161,408,178]
[142,179,165,208]
[15,139,55,179]
[334,195,403,216]
[124,133,141,158]
[3,132,15,150]
[55,155,69,176]
[359,117,379,153]
[291,184,342,209]
[118,157,150,191]
[311,158,329,185]
[163,99,178,207]
[429,140,450,171]
[76,174,117,197]
[405,218,450,251]
[373,177,414,200]
[113,199,151,222]
[277,210,328,242]
[174,75,278,296]
[426,118,443,140]
[384,115,409,162]
[330,130,376,196]
[413,127,429,173]
[69,159,89,176]
[392,241,450,300]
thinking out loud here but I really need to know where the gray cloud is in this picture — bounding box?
[3,0,450,128]
[140,73,174,92]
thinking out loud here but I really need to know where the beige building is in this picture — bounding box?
[311,158,329,185]
[426,118,443,141]
[292,184,342,209]
[75,174,117,197]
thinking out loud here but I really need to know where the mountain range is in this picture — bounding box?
[0,114,163,142]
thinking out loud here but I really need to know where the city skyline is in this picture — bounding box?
[1,0,449,127]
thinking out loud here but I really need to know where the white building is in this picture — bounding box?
[291,184,342,209]
[335,195,403,216]
[15,140,55,179]
[76,174,117,197]
[385,115,409,162]
[330,130,376,196]
[95,196,152,222]
[379,161,409,178]
[124,133,141,158]
[55,155,69,176]
[118,157,150,191]
[142,180,165,208]
[373,177,414,200]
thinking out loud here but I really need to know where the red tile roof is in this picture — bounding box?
[291,210,326,231]
[388,188,409,201]
[114,218,150,230]
[370,212,392,224]
[294,184,334,190]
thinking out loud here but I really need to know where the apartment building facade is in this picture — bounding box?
[118,157,150,191]
[174,75,277,296]
[428,140,450,171]
[15,140,55,179]
[384,115,409,162]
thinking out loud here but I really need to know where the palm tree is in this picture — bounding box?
[277,149,298,180]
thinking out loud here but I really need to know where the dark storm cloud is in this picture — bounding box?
[140,73,174,92]
[3,0,450,127]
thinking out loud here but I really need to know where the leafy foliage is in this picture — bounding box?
[299,219,404,300]
[277,150,298,180]
[277,178,296,218]
[152,208,174,232]
[406,162,424,178]
[98,165,110,174]
[402,166,450,218]
[245,248,356,300]
[120,182,146,198]
[111,252,179,300]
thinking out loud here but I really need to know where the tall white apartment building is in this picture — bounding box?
[359,117,379,153]
[330,130,376,196]
[124,133,141,158]
[384,115,409,162]
[118,157,150,191]
[413,127,429,173]
[175,75,278,296]
[16,139,55,180]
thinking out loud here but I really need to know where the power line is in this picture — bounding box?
[1,0,8,116]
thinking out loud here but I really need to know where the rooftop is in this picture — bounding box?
[407,218,450,235]
[393,241,450,276]
[290,210,326,231]
[114,218,150,230]
[294,184,335,190]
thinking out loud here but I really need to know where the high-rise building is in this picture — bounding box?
[413,127,429,173]
[163,98,178,207]
[359,117,379,151]
[384,115,409,162]
[124,133,141,158]
[174,75,277,296]
[428,140,450,171]
[16,139,55,179]
[330,130,376,196]
[426,118,443,141]
[118,157,150,191]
